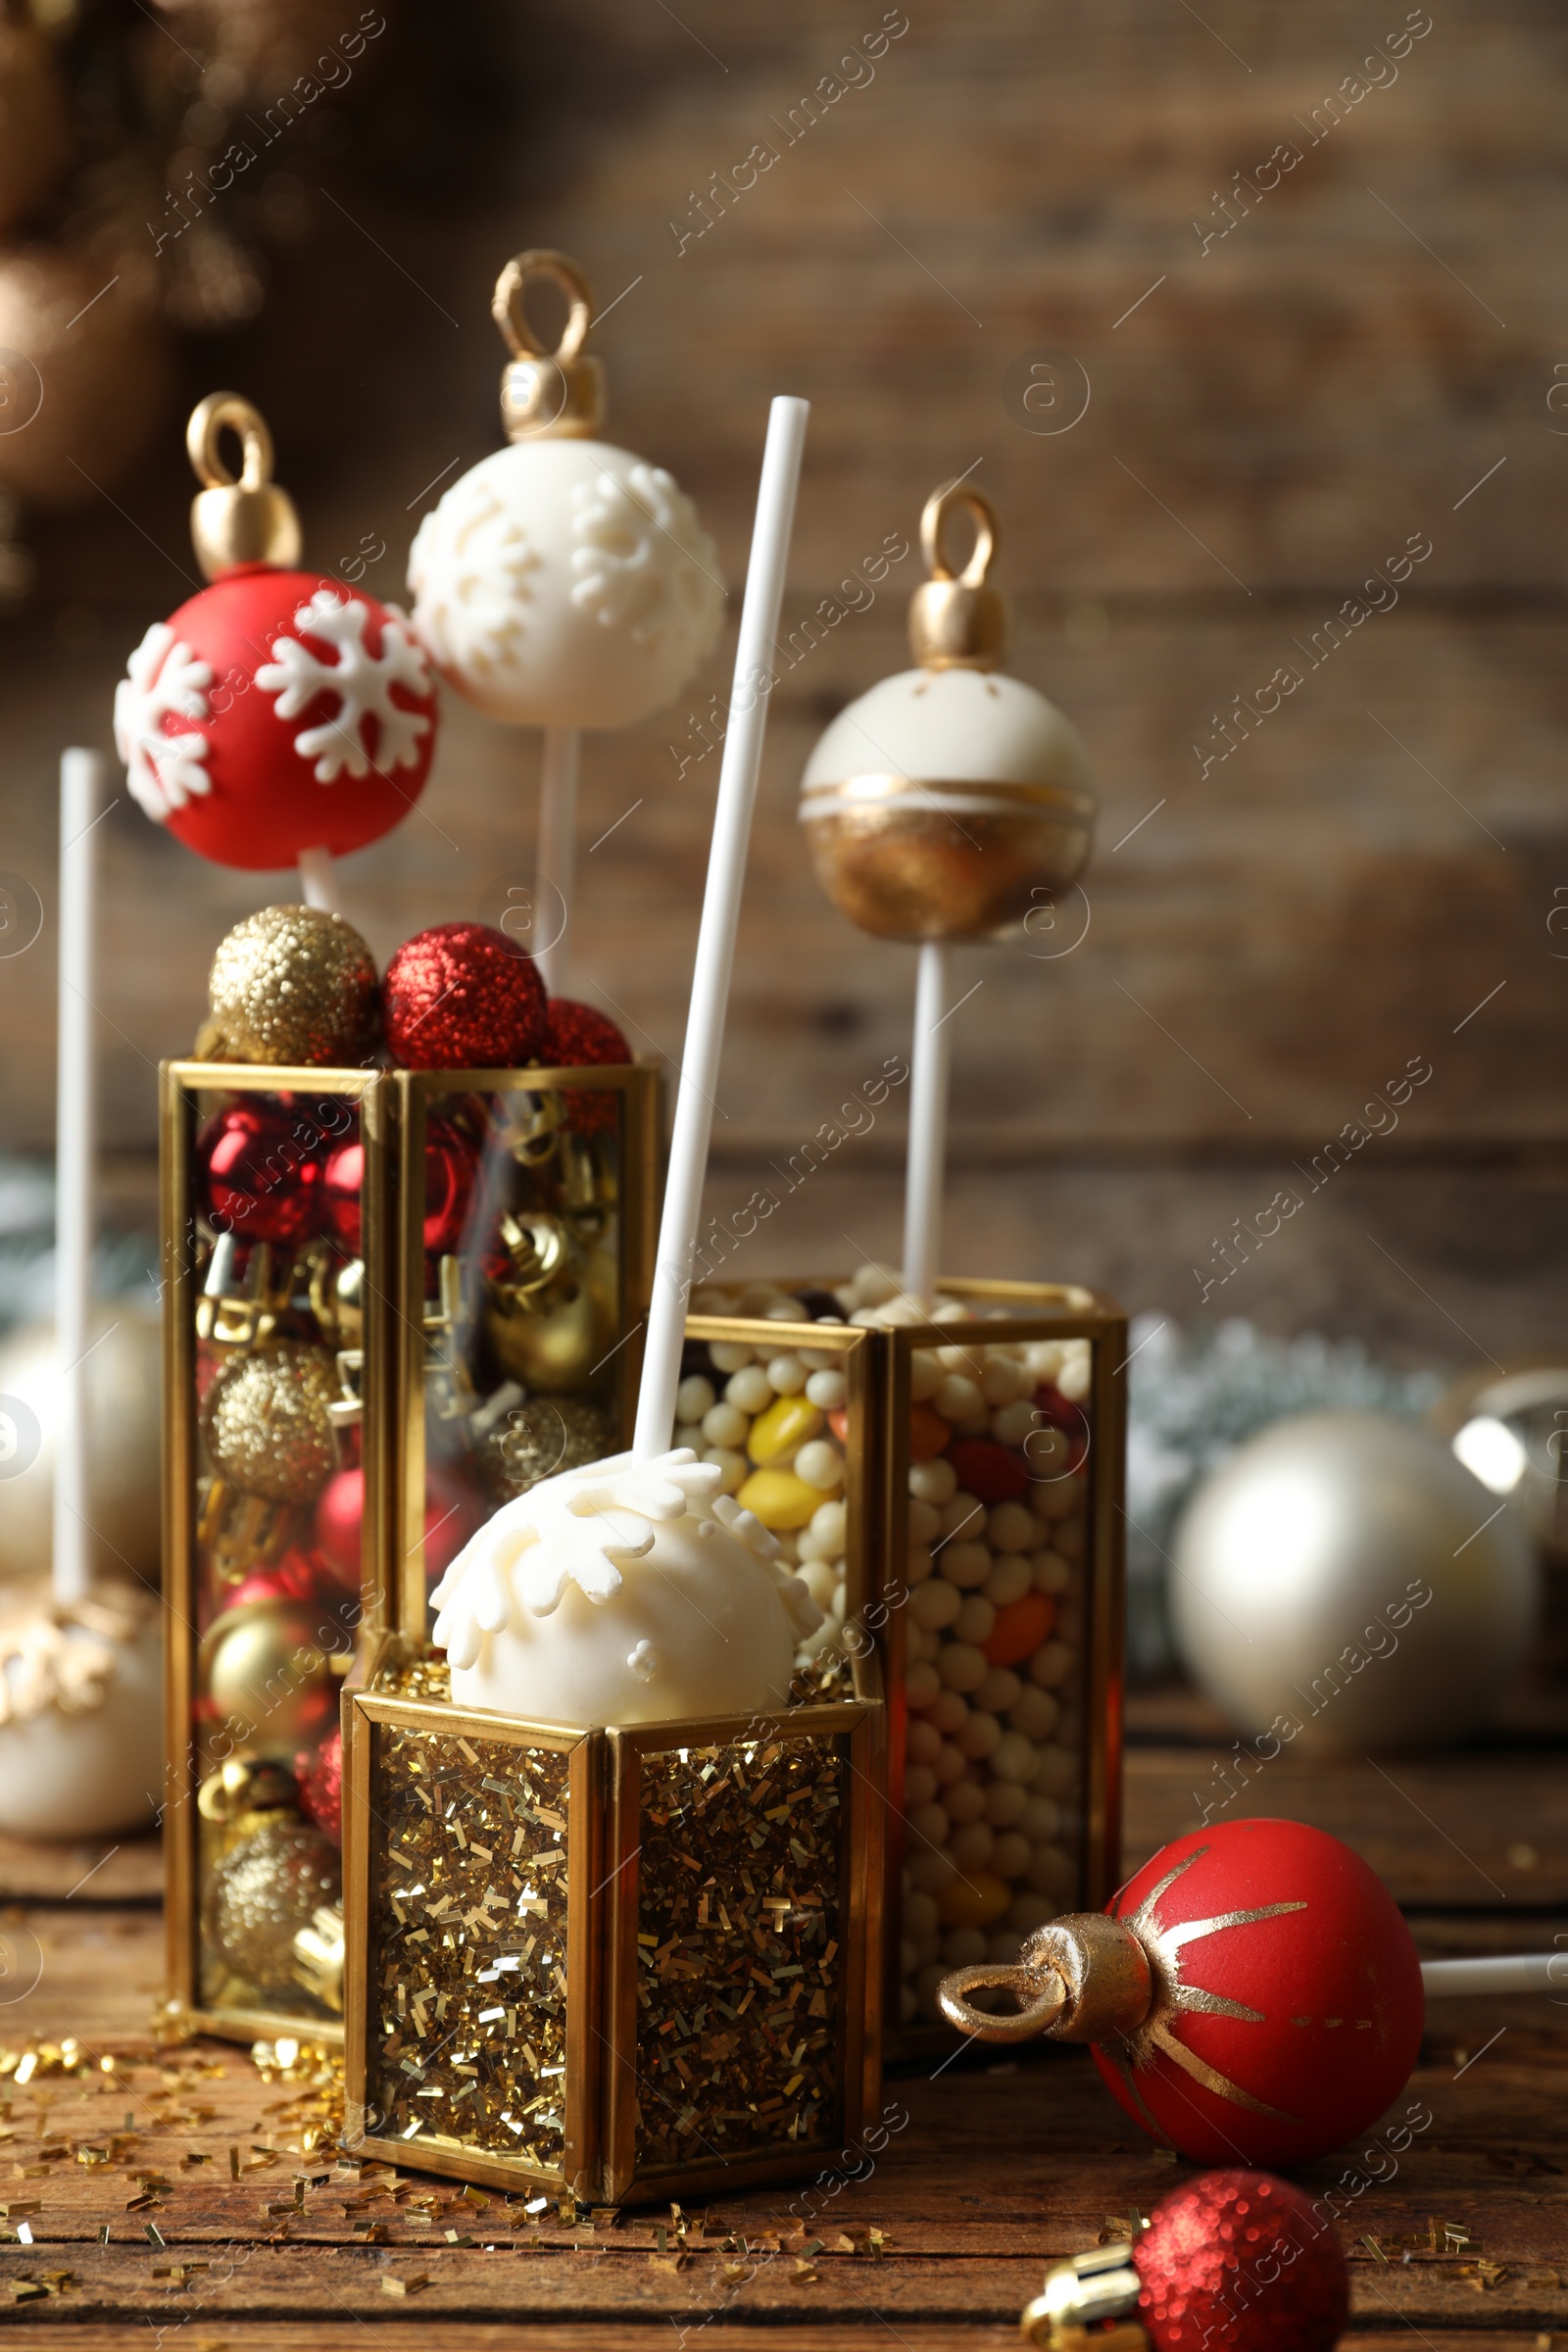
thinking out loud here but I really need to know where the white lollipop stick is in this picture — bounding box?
[1422,1953,1568,1996]
[633,395,809,1462]
[54,747,106,1608]
[903,940,953,1310]
[297,845,340,913]
[537,725,578,998]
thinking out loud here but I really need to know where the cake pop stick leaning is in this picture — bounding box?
[428,397,815,1731]
[801,481,1097,1302]
[409,251,726,996]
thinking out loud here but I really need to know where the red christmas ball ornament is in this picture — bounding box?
[298,1725,344,1846]
[940,1817,1423,2168]
[1094,1820,1423,2165]
[544,998,631,1134]
[197,1098,326,1244]
[113,395,437,873]
[314,1463,481,1591]
[383,921,547,1069]
[323,1109,477,1258]
[1026,2171,1348,2352]
[1134,2172,1349,2352]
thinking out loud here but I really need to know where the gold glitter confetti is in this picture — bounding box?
[630,1728,846,2171]
[367,1709,574,2174]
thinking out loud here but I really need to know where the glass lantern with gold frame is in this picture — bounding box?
[160,1060,389,2045]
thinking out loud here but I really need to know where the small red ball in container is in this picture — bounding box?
[322,1109,478,1257]
[543,998,631,1134]
[196,1099,326,1245]
[314,1464,482,1592]
[298,1725,343,1846]
[383,922,547,1070]
[1133,2170,1349,2352]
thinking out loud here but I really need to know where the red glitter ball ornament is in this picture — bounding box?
[1133,2170,1349,2352]
[383,922,547,1069]
[298,1725,344,1845]
[116,568,438,871]
[196,1098,326,1244]
[543,997,630,1134]
[1093,1818,1423,2166]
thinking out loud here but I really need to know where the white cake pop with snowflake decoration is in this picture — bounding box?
[408,252,725,731]
[431,1449,818,1728]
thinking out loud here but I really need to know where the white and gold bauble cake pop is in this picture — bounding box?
[431,1448,820,1729]
[0,1578,163,1839]
[800,480,1096,941]
[408,251,725,731]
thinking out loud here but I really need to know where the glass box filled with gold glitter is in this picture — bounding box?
[384,1065,659,1642]
[161,1060,390,2044]
[863,1275,1126,2056]
[341,1635,883,2205]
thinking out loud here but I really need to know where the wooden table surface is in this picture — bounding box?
[2,1690,1565,2348]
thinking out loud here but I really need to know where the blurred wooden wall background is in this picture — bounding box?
[0,0,1563,1372]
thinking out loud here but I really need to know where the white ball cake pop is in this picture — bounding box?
[430,1448,820,1729]
[799,481,1096,942]
[409,251,725,731]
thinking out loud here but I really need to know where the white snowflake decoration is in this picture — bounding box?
[430,1447,819,1671]
[256,590,432,783]
[570,462,719,647]
[113,623,214,820]
[408,475,537,683]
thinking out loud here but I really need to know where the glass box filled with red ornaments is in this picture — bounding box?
[161,1060,388,2042]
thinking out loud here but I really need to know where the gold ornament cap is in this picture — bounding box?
[187,394,303,580]
[938,1911,1155,2044]
[1021,2244,1148,2352]
[494,250,607,442]
[907,480,1008,670]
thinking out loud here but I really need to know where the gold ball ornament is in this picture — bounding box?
[0,18,72,237]
[480,1393,615,1503]
[197,1595,338,1758]
[799,482,1096,942]
[206,1813,341,2004]
[204,906,378,1066]
[200,1341,338,1503]
[0,1309,162,1590]
[0,251,172,512]
[0,1578,163,1840]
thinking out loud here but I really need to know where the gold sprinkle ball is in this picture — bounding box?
[207,1814,342,2005]
[204,904,378,1066]
[200,1339,338,1503]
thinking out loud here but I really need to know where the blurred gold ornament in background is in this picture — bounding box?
[206,1812,341,2004]
[201,1340,338,1503]
[0,1307,162,1589]
[0,249,172,510]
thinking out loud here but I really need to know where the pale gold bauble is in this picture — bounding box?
[197,1595,337,1757]
[0,20,72,237]
[206,1813,341,2004]
[200,1341,337,1502]
[0,1309,162,1590]
[206,906,378,1067]
[0,250,172,512]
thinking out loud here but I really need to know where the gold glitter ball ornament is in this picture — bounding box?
[204,905,379,1066]
[200,1340,338,1502]
[207,1814,342,2004]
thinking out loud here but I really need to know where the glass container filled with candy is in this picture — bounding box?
[161,1060,388,2042]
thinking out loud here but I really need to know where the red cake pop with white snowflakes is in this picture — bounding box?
[114,393,438,877]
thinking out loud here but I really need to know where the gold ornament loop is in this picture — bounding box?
[937,1960,1068,2042]
[492,249,607,442]
[185,390,302,580]
[908,477,1008,670]
[492,250,595,363]
[187,391,274,492]
[920,478,999,588]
